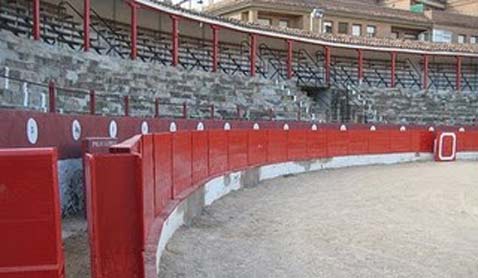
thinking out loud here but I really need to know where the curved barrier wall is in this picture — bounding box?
[84,126,478,278]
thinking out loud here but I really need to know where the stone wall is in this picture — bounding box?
[358,87,478,125]
[0,30,317,121]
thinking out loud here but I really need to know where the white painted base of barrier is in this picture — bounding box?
[456,152,478,160]
[155,152,436,272]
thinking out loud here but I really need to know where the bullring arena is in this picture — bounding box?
[2,0,478,278]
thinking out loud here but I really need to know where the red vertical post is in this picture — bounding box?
[325,46,331,85]
[48,81,56,113]
[83,0,90,51]
[33,0,40,40]
[423,54,429,90]
[155,98,160,118]
[250,33,257,77]
[130,2,138,60]
[211,25,219,72]
[456,56,462,92]
[89,90,96,115]
[210,104,215,119]
[182,102,187,119]
[357,49,363,83]
[286,39,293,79]
[390,51,397,88]
[124,96,129,116]
[171,15,180,66]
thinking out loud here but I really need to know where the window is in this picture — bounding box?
[352,24,362,36]
[458,34,466,44]
[258,18,271,26]
[366,25,376,38]
[404,33,418,40]
[338,22,348,34]
[323,21,333,33]
[279,20,289,28]
[241,12,249,22]
[471,36,478,44]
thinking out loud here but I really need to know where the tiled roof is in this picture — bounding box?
[207,0,431,25]
[139,0,478,54]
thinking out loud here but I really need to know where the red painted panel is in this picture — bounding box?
[0,148,64,278]
[140,135,154,243]
[389,131,412,153]
[461,131,478,151]
[287,130,308,161]
[267,130,288,163]
[85,154,143,278]
[248,130,268,166]
[307,131,327,159]
[368,130,391,154]
[153,133,173,216]
[348,130,369,155]
[208,130,228,176]
[456,132,465,152]
[192,131,209,184]
[327,130,349,157]
[228,130,248,171]
[172,132,192,198]
[420,131,435,152]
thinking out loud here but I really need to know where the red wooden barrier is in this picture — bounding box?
[248,130,268,166]
[327,130,349,157]
[348,130,369,155]
[368,130,391,154]
[228,130,248,171]
[267,130,288,163]
[172,132,193,198]
[153,134,173,215]
[85,153,143,278]
[389,130,412,153]
[208,131,228,176]
[141,135,155,243]
[192,132,209,184]
[287,130,308,161]
[0,148,64,278]
[307,130,327,159]
[84,126,478,278]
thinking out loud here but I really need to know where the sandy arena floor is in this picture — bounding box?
[159,161,478,278]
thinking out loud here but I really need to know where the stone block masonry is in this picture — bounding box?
[0,31,314,120]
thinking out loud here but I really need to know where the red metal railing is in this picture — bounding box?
[0,0,475,92]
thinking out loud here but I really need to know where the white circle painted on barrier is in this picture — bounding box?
[109,120,118,138]
[400,126,407,132]
[224,122,231,131]
[253,123,260,130]
[340,124,347,131]
[311,124,318,131]
[26,118,38,144]
[141,121,149,135]
[197,122,205,131]
[72,120,82,141]
[283,124,290,131]
[170,122,177,133]
[428,127,435,132]
[370,125,376,131]
[459,127,465,133]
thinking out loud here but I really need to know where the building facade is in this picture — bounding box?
[205,0,478,44]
